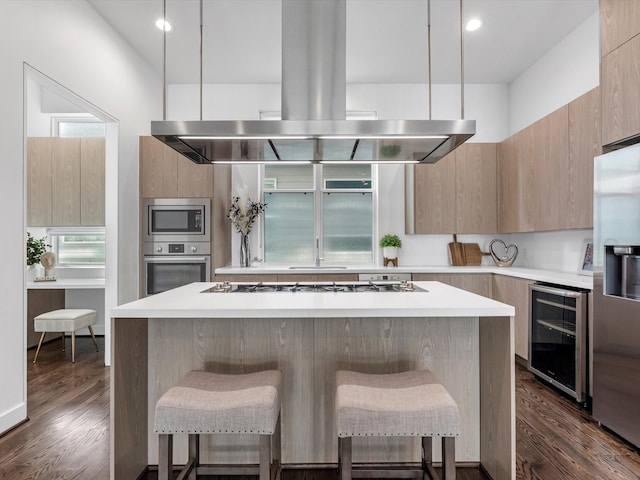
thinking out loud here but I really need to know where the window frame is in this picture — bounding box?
[260,164,378,265]
[47,227,106,267]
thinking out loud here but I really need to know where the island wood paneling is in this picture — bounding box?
[600,0,640,57]
[568,87,600,229]
[480,316,515,480]
[111,318,148,480]
[144,316,480,467]
[51,138,82,226]
[314,317,479,464]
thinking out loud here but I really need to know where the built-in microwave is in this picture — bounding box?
[143,198,210,243]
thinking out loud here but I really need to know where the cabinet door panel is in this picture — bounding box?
[81,138,105,225]
[569,87,600,229]
[600,0,640,57]
[51,138,81,226]
[413,155,456,234]
[602,34,640,146]
[412,273,451,284]
[455,144,497,233]
[177,157,214,197]
[139,136,178,198]
[492,275,532,360]
[450,273,492,298]
[27,138,53,226]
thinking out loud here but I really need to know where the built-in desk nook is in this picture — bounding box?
[110,281,515,480]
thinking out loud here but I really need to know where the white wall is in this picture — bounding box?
[509,12,600,134]
[0,0,161,435]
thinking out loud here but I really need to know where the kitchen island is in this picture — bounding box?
[110,281,515,480]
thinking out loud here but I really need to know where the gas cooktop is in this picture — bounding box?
[203,280,426,294]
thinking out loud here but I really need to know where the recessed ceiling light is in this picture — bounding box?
[155,18,172,32]
[465,18,482,32]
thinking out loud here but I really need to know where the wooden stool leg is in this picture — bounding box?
[187,434,199,480]
[422,437,439,480]
[158,434,173,480]
[88,325,99,352]
[259,434,271,480]
[338,437,352,480]
[33,332,46,363]
[71,331,76,363]
[61,332,65,351]
[272,412,282,480]
[442,437,456,480]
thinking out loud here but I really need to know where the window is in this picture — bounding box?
[262,164,375,265]
[48,228,106,266]
[52,117,105,137]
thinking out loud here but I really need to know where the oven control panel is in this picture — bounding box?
[143,242,211,256]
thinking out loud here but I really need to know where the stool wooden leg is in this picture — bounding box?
[88,326,99,352]
[259,434,271,480]
[33,332,46,363]
[61,332,65,351]
[441,437,456,480]
[187,434,199,480]
[272,412,282,480]
[422,436,439,480]
[338,437,352,480]
[71,331,76,363]
[158,434,173,480]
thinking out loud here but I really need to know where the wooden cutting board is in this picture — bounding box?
[462,243,490,266]
[447,234,466,266]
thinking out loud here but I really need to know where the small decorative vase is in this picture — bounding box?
[240,233,251,267]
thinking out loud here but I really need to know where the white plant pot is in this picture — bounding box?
[382,246,399,259]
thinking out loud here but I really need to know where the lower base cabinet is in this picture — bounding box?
[492,275,532,361]
[27,289,65,349]
[412,273,493,298]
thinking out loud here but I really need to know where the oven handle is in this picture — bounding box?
[530,284,584,299]
[144,256,209,263]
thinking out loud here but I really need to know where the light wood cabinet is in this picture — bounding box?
[449,273,492,298]
[412,273,451,283]
[27,137,105,226]
[492,275,532,361]
[408,143,497,234]
[411,154,456,234]
[600,0,640,57]
[455,144,497,233]
[601,33,640,146]
[27,289,65,349]
[568,87,600,229]
[140,136,214,198]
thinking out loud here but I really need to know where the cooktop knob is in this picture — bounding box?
[191,246,197,252]
[156,246,163,253]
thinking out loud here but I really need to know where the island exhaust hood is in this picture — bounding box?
[151,0,475,164]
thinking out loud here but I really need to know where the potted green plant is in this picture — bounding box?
[27,232,48,266]
[379,234,402,264]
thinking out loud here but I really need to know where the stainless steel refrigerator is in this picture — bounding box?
[593,143,640,447]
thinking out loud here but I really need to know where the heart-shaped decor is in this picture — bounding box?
[489,239,518,267]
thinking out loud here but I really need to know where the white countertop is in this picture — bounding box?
[215,265,593,290]
[27,278,106,289]
[111,281,515,319]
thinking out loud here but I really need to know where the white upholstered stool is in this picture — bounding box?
[335,370,460,480]
[154,369,282,480]
[33,309,99,363]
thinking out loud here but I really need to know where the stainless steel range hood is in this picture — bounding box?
[151,0,475,164]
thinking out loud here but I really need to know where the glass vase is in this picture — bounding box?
[240,233,251,267]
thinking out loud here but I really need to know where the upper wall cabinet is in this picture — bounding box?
[139,136,214,198]
[600,0,640,57]
[406,143,497,234]
[569,87,601,228]
[497,88,599,233]
[27,137,105,227]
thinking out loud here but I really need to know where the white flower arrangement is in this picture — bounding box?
[227,196,267,235]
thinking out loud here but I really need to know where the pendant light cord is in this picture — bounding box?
[460,0,464,120]
[427,0,432,120]
[200,0,203,121]
[162,0,167,121]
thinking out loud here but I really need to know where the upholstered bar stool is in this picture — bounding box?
[154,369,282,480]
[335,370,460,480]
[33,309,99,363]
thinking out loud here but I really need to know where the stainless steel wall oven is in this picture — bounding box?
[529,283,589,403]
[143,198,211,296]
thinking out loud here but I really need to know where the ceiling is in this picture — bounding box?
[88,0,598,85]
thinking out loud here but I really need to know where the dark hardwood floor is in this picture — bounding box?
[1,339,639,480]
